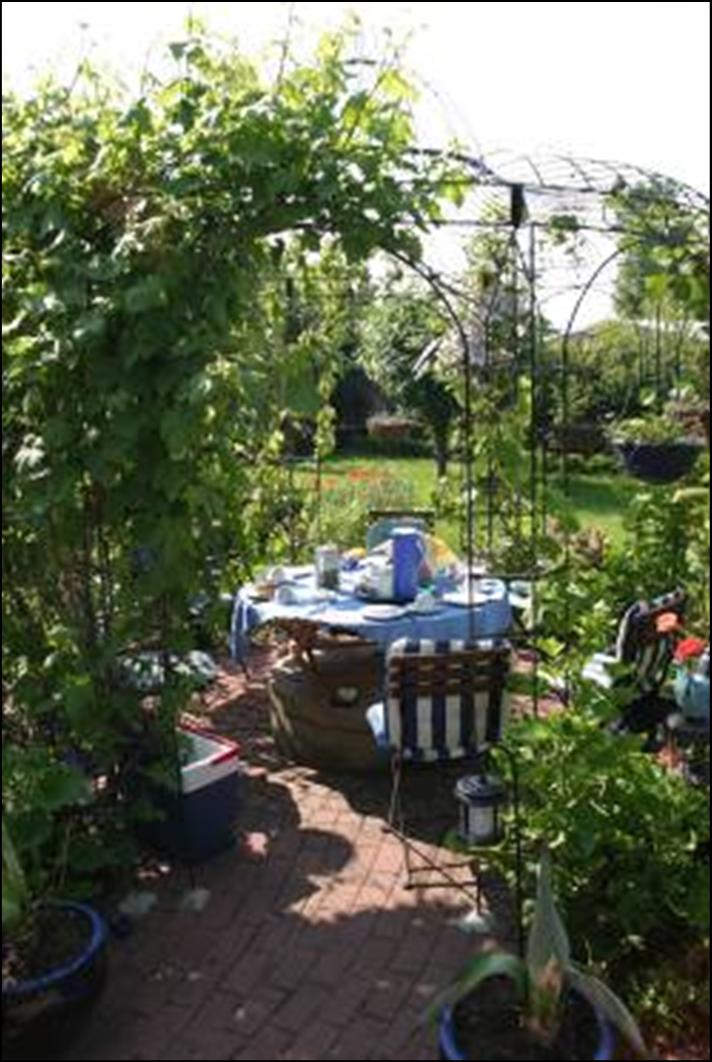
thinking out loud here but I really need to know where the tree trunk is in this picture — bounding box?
[433,429,449,477]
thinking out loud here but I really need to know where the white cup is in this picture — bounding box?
[266,565,287,585]
[275,584,296,605]
[413,590,437,613]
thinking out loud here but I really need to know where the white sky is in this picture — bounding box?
[3,1,710,192]
[2,2,710,325]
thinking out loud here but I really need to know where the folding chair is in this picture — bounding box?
[366,637,512,895]
[583,589,686,739]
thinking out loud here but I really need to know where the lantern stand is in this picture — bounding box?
[454,745,525,958]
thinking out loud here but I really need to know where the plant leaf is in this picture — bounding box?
[527,847,571,975]
[426,951,527,1025]
[568,963,648,1058]
[2,819,29,930]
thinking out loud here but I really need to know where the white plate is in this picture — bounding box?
[442,590,491,608]
[361,604,406,621]
[407,603,444,616]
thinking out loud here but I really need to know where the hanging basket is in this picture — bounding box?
[613,440,703,484]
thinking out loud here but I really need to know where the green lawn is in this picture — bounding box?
[311,453,639,547]
[560,472,640,544]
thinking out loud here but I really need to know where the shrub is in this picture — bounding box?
[494,708,709,972]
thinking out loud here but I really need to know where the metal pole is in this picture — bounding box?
[528,223,540,718]
[462,319,476,644]
[498,744,526,958]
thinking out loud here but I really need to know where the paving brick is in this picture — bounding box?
[283,1021,341,1060]
[232,1025,291,1060]
[231,987,288,1037]
[272,982,332,1033]
[327,1017,390,1060]
[69,656,498,1062]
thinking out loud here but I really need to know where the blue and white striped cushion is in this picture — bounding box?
[384,638,510,762]
[614,590,685,692]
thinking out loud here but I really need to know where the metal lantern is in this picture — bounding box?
[454,772,508,847]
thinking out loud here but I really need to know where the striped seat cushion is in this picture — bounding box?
[382,637,511,761]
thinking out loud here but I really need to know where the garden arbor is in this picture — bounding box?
[2,8,709,865]
[392,149,710,651]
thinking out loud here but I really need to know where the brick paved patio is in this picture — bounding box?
[71,650,506,1061]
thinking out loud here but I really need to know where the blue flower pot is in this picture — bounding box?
[438,995,616,1060]
[674,668,710,723]
[2,901,108,1060]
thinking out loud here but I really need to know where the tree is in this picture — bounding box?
[2,19,458,879]
[612,179,710,326]
[358,279,459,475]
[611,179,710,406]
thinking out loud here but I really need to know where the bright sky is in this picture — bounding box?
[3,1,710,192]
[2,2,710,325]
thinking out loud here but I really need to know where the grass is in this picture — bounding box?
[560,472,640,543]
[308,453,640,548]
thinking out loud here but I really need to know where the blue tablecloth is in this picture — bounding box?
[229,568,512,663]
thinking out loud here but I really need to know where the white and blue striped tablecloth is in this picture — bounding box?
[229,569,512,663]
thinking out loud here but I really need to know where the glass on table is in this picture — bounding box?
[315,544,341,590]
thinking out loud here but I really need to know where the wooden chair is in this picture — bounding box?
[366,637,512,894]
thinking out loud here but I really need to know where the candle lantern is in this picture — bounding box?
[454,772,508,847]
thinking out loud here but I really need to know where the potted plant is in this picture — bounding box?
[673,637,710,724]
[2,819,109,1061]
[610,410,704,484]
[431,849,647,1061]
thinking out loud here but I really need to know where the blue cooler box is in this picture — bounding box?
[145,725,244,863]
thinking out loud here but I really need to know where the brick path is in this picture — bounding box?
[72,650,506,1061]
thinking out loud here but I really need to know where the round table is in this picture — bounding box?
[230,568,512,664]
[231,567,512,772]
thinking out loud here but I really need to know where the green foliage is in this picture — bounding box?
[317,465,418,549]
[2,21,456,893]
[611,179,710,325]
[494,711,709,973]
[610,413,691,444]
[551,319,707,428]
[357,277,459,474]
[2,819,29,931]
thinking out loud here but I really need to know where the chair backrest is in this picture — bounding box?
[384,638,512,761]
[365,510,435,552]
[615,589,687,693]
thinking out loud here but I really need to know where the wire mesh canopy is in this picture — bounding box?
[446,147,710,222]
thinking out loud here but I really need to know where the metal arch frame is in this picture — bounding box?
[386,146,707,705]
[272,142,707,689]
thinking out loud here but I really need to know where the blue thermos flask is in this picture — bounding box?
[391,528,425,603]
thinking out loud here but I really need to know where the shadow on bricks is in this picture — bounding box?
[64,652,508,1062]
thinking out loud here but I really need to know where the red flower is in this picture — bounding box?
[674,637,708,663]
